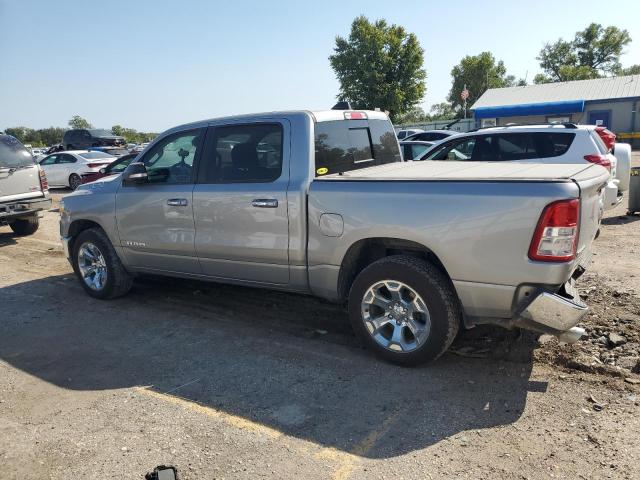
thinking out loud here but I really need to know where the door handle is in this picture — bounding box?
[252,199,278,208]
[167,198,188,207]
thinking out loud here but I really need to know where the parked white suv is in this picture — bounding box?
[415,124,623,210]
[0,135,51,235]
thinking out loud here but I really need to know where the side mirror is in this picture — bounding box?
[122,162,148,186]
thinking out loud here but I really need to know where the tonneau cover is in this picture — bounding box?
[320,161,609,182]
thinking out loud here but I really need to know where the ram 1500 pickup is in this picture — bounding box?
[59,110,608,365]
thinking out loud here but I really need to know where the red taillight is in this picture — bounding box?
[344,111,367,120]
[583,154,611,171]
[528,199,579,262]
[39,168,49,192]
[595,126,616,151]
[87,162,105,168]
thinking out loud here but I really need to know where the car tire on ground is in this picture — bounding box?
[69,174,82,190]
[71,228,133,299]
[9,215,39,236]
[348,255,461,366]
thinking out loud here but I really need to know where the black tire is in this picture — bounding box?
[348,255,461,366]
[69,173,82,190]
[71,228,133,299]
[9,215,39,236]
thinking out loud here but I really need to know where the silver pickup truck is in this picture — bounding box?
[59,110,608,365]
[1,134,51,235]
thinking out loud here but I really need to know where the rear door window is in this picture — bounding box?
[425,137,478,160]
[496,133,575,159]
[314,119,401,176]
[0,135,35,168]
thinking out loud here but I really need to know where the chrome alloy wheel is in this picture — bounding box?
[77,242,107,291]
[361,280,431,352]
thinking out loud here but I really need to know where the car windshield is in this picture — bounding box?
[79,151,116,160]
[89,129,115,137]
[0,135,35,168]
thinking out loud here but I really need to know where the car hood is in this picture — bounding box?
[321,161,609,182]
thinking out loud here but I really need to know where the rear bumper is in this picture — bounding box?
[514,279,587,343]
[0,197,51,223]
[603,179,622,210]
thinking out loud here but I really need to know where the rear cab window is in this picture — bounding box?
[314,117,401,176]
[0,135,35,169]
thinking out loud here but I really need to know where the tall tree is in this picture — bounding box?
[535,23,632,83]
[447,52,520,117]
[329,16,426,121]
[68,115,92,129]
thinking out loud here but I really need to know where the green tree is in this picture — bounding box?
[329,16,426,121]
[535,23,633,83]
[447,52,518,117]
[68,115,92,129]
[38,127,66,146]
[395,106,430,124]
[616,64,640,76]
[429,102,459,121]
[4,127,32,143]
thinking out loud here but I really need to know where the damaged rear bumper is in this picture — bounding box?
[515,279,587,343]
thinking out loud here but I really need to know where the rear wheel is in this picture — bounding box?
[69,173,82,190]
[9,215,39,236]
[71,228,133,299]
[348,255,461,366]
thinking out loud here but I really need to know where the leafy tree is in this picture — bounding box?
[429,102,460,121]
[447,52,519,117]
[68,115,92,129]
[4,126,65,146]
[111,125,157,143]
[535,23,633,83]
[329,16,426,121]
[4,127,32,143]
[616,64,640,76]
[395,106,430,124]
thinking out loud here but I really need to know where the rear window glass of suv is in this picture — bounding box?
[89,129,114,137]
[590,130,608,154]
[496,132,574,160]
[314,119,401,176]
[0,135,35,168]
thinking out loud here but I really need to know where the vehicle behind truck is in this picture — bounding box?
[59,109,608,365]
[0,134,51,235]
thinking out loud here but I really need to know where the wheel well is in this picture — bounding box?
[337,238,450,301]
[67,220,104,252]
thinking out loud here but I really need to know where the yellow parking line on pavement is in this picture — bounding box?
[316,411,400,480]
[134,386,283,439]
[135,385,398,480]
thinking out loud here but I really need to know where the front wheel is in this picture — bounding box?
[348,255,461,366]
[71,228,133,299]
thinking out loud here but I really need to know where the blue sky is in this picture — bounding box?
[1,0,639,132]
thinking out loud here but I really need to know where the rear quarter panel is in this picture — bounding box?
[308,179,582,291]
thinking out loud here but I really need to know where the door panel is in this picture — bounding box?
[115,128,205,273]
[193,120,290,284]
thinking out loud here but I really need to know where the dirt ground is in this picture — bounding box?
[1,156,639,479]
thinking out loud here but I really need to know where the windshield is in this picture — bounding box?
[0,135,35,168]
[89,129,116,137]
[79,151,116,160]
[314,119,401,176]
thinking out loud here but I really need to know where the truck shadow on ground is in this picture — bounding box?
[0,273,545,459]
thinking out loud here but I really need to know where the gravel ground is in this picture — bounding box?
[1,155,639,479]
